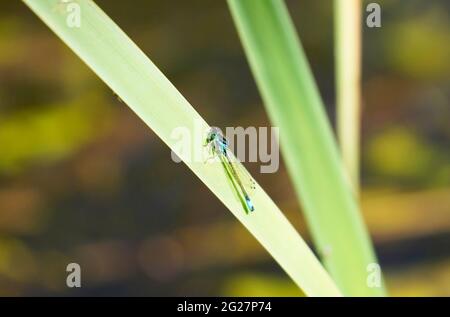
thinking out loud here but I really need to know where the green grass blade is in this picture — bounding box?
[228,0,386,296]
[334,0,362,193]
[22,0,341,296]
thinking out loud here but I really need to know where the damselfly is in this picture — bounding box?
[205,127,255,213]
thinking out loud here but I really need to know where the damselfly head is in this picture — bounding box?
[206,127,223,144]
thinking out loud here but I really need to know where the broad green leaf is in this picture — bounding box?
[23,0,341,296]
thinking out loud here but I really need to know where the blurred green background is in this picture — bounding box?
[0,0,449,296]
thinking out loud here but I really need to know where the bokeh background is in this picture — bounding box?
[0,0,449,296]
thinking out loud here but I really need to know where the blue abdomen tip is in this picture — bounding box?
[245,196,255,212]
